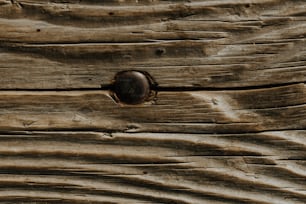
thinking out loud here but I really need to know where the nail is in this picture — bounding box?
[113,71,151,105]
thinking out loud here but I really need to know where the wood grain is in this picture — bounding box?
[0,0,305,203]
[0,130,304,204]
[0,84,304,133]
[0,0,305,89]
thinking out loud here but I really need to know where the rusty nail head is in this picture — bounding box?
[113,71,151,105]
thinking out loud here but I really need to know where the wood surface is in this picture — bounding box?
[0,0,305,203]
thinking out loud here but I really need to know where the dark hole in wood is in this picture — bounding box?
[155,48,166,56]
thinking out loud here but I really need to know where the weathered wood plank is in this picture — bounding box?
[0,0,305,203]
[0,84,303,132]
[0,130,304,204]
[0,0,305,89]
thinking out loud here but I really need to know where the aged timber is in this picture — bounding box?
[0,0,305,203]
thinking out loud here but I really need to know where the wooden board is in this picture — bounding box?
[0,0,305,203]
[0,0,306,89]
[0,131,304,204]
[0,84,304,133]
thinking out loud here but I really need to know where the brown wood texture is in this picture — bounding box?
[0,0,306,203]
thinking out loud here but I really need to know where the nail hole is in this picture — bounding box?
[36,29,41,32]
[109,12,114,16]
[155,48,166,56]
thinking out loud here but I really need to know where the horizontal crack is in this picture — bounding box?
[0,81,302,92]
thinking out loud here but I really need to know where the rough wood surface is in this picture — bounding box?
[0,0,305,89]
[0,131,304,204]
[0,84,305,133]
[0,0,305,203]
